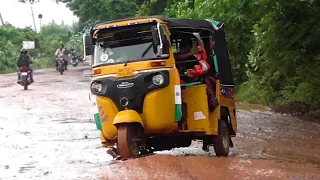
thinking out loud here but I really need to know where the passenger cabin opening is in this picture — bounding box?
[170,29,220,113]
[171,30,216,85]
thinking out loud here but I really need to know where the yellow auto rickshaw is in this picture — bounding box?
[84,17,237,159]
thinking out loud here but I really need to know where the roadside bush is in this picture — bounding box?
[0,22,83,74]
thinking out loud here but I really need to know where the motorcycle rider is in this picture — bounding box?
[55,44,68,70]
[70,48,76,57]
[70,48,77,62]
[17,48,34,83]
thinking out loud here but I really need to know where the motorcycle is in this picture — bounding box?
[18,66,32,90]
[70,55,79,67]
[57,55,65,75]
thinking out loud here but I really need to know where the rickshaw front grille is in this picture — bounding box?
[106,86,146,113]
[118,93,144,112]
[97,70,170,113]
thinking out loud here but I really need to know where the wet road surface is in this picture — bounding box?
[0,66,319,180]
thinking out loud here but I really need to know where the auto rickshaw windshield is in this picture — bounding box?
[92,23,169,66]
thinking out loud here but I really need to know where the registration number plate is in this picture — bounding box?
[116,67,134,78]
[21,72,28,75]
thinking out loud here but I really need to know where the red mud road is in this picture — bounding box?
[0,66,319,180]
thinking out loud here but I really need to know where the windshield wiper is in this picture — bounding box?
[141,44,153,58]
[123,43,155,67]
[124,59,130,66]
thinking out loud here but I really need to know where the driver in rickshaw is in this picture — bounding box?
[174,37,212,77]
[174,38,202,61]
[174,37,218,112]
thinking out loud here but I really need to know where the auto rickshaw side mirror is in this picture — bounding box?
[159,24,170,56]
[151,25,160,54]
[151,24,170,58]
[83,34,94,56]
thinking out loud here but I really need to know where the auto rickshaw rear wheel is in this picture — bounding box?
[212,120,230,156]
[117,123,143,158]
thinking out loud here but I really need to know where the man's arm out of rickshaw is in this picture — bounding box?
[174,48,201,61]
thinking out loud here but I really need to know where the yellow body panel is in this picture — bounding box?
[181,84,217,135]
[96,97,118,140]
[113,110,144,126]
[97,68,178,140]
[92,59,174,77]
[142,72,177,134]
[220,96,237,131]
[142,86,177,134]
[100,132,107,143]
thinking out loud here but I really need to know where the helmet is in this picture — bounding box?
[180,38,193,52]
[180,38,193,49]
[21,48,28,53]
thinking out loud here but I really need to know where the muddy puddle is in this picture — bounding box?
[101,155,320,180]
[0,66,319,180]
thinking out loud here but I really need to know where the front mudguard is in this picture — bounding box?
[21,75,28,84]
[113,110,144,127]
[58,63,64,72]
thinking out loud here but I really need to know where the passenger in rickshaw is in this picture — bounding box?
[174,36,219,112]
[174,37,210,78]
[174,38,202,61]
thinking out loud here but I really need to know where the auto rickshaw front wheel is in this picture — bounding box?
[213,120,230,156]
[117,123,143,159]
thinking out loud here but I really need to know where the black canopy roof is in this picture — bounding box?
[159,18,215,31]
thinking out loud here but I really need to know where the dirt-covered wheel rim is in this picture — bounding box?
[221,122,229,149]
[213,120,230,156]
[117,123,142,158]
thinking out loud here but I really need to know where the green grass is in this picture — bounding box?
[0,57,54,74]
[32,57,55,69]
[0,68,16,74]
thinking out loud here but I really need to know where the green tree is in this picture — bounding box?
[0,25,39,72]
[245,0,320,108]
[38,22,72,58]
[165,0,262,85]
[65,0,137,24]
[0,22,83,73]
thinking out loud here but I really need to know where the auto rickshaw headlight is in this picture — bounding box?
[91,82,103,94]
[152,74,164,86]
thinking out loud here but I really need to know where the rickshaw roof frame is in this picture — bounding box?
[90,16,223,39]
[92,16,164,29]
